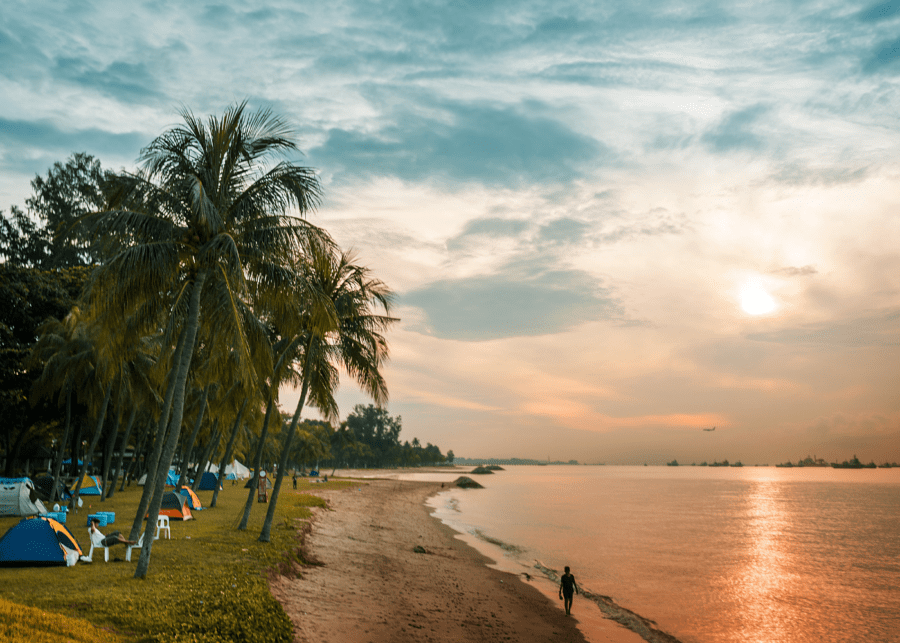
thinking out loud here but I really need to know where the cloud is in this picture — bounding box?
[702,104,770,153]
[446,217,531,253]
[309,100,607,188]
[0,118,145,159]
[859,0,900,22]
[769,265,817,277]
[746,309,900,347]
[769,163,870,186]
[863,36,900,73]
[53,57,163,103]
[402,267,622,341]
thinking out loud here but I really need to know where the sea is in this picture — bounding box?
[387,465,900,643]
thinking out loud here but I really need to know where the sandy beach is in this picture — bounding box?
[269,478,641,643]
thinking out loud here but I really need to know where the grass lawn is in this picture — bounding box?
[0,477,359,643]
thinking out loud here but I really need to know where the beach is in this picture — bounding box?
[270,478,640,643]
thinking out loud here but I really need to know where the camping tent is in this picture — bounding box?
[224,460,250,479]
[33,475,71,503]
[158,491,192,521]
[178,487,203,511]
[197,471,219,491]
[164,470,179,486]
[0,478,47,517]
[77,475,103,496]
[0,515,81,567]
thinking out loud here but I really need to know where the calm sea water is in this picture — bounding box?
[394,466,900,643]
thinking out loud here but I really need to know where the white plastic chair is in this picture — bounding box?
[125,532,145,562]
[155,515,171,540]
[88,528,110,562]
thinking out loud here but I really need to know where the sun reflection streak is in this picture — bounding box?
[734,478,795,643]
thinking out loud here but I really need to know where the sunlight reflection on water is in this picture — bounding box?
[418,466,900,643]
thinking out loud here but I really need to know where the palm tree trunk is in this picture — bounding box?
[49,388,73,504]
[238,395,276,530]
[259,358,312,542]
[120,417,147,492]
[210,398,246,508]
[107,406,137,499]
[177,383,211,489]
[191,423,219,492]
[99,407,122,502]
[128,327,187,542]
[135,269,207,579]
[70,382,112,512]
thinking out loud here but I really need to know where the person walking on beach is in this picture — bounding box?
[559,566,579,616]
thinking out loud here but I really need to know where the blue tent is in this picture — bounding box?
[198,471,219,490]
[165,470,179,486]
[0,516,82,567]
[225,472,237,480]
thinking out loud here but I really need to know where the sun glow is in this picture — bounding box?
[741,285,776,315]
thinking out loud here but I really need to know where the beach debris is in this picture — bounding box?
[453,476,484,489]
[470,466,494,475]
[413,545,427,554]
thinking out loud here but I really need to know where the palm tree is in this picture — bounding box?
[259,247,397,542]
[85,102,330,578]
[29,308,96,503]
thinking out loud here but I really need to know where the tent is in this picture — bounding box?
[0,478,47,517]
[33,475,71,502]
[225,472,237,480]
[158,491,192,521]
[178,487,203,511]
[77,475,103,496]
[224,460,250,480]
[139,469,180,487]
[197,471,219,491]
[0,515,81,567]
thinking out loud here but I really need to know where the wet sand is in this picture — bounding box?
[269,478,641,643]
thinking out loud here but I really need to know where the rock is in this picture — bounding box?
[470,466,494,475]
[453,476,484,489]
[485,465,504,471]
[413,545,427,554]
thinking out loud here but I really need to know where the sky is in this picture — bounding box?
[2,0,899,464]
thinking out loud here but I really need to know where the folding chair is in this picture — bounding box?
[87,528,110,562]
[126,532,145,562]
[155,515,171,540]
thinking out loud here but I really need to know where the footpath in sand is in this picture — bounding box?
[269,478,641,643]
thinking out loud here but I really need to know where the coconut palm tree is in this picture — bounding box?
[29,308,96,503]
[259,247,397,542]
[85,102,330,578]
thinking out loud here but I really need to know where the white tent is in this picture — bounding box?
[0,477,47,516]
[224,460,250,479]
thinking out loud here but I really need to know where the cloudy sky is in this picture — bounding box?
[2,0,899,464]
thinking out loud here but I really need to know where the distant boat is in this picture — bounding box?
[702,426,715,432]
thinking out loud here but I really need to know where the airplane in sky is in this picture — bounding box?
[702,426,716,432]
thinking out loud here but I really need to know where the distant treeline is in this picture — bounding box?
[455,457,579,466]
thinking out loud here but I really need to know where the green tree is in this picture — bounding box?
[0,265,90,477]
[85,102,327,578]
[0,153,111,267]
[259,247,396,542]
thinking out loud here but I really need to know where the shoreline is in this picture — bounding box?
[270,478,640,643]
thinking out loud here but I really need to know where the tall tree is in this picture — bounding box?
[0,153,111,268]
[259,248,396,542]
[84,102,328,578]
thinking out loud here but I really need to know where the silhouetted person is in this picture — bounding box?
[559,566,579,615]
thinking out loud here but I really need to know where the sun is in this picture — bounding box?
[741,285,776,315]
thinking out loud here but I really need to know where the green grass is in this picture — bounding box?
[0,478,359,643]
